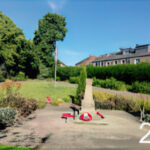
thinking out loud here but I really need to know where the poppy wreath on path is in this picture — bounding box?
[80,112,92,121]
[46,96,51,103]
[61,113,74,118]
[97,112,104,119]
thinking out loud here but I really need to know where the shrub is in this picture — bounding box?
[57,63,150,84]
[93,91,114,102]
[131,81,150,94]
[19,98,37,117]
[109,95,135,111]
[37,99,47,108]
[0,74,5,82]
[1,80,22,96]
[93,91,136,112]
[13,72,28,81]
[93,77,128,91]
[87,62,150,84]
[69,77,79,84]
[63,97,72,103]
[56,76,61,81]
[0,107,17,128]
[95,100,115,110]
[51,98,64,106]
[0,95,37,117]
[37,63,52,79]
[75,66,87,105]
[57,66,81,80]
[144,114,150,122]
[0,64,6,82]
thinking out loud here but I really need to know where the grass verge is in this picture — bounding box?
[19,80,76,108]
[0,145,30,150]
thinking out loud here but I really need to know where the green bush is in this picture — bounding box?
[37,63,51,79]
[0,107,17,128]
[0,64,6,82]
[56,76,60,81]
[57,66,81,80]
[0,95,37,117]
[93,77,127,91]
[75,66,87,105]
[0,74,5,82]
[87,63,150,84]
[93,91,136,112]
[69,76,79,84]
[144,114,150,122]
[13,72,28,81]
[19,98,37,117]
[131,81,150,94]
[0,94,25,108]
[109,95,135,111]
[95,100,115,110]
[63,97,72,103]
[56,63,150,85]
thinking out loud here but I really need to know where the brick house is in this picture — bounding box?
[75,55,96,66]
[58,60,66,67]
[92,44,150,66]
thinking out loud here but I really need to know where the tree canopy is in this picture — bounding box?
[0,11,67,80]
[0,11,38,78]
[33,13,67,78]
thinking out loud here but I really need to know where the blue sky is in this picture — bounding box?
[0,0,150,66]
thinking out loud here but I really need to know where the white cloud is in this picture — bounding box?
[48,0,67,12]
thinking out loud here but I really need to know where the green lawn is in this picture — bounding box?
[19,80,76,107]
[0,145,30,150]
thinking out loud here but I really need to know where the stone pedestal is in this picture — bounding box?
[80,79,100,120]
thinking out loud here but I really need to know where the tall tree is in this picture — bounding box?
[33,13,67,78]
[0,11,38,78]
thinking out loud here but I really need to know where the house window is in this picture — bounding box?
[136,59,140,64]
[107,62,110,66]
[115,61,118,65]
[127,59,130,64]
[121,60,125,64]
[101,62,104,66]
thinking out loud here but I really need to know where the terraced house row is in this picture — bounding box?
[75,44,150,67]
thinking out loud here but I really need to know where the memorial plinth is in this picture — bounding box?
[73,79,108,125]
[80,79,100,120]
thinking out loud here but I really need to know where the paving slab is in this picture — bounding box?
[38,105,150,150]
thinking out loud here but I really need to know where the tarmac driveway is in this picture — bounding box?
[37,104,150,150]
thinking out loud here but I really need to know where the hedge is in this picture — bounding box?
[57,63,150,84]
[86,63,150,84]
[131,81,150,94]
[93,77,128,91]
[57,66,81,80]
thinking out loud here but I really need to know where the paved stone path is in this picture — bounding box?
[38,105,150,150]
[1,104,150,150]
